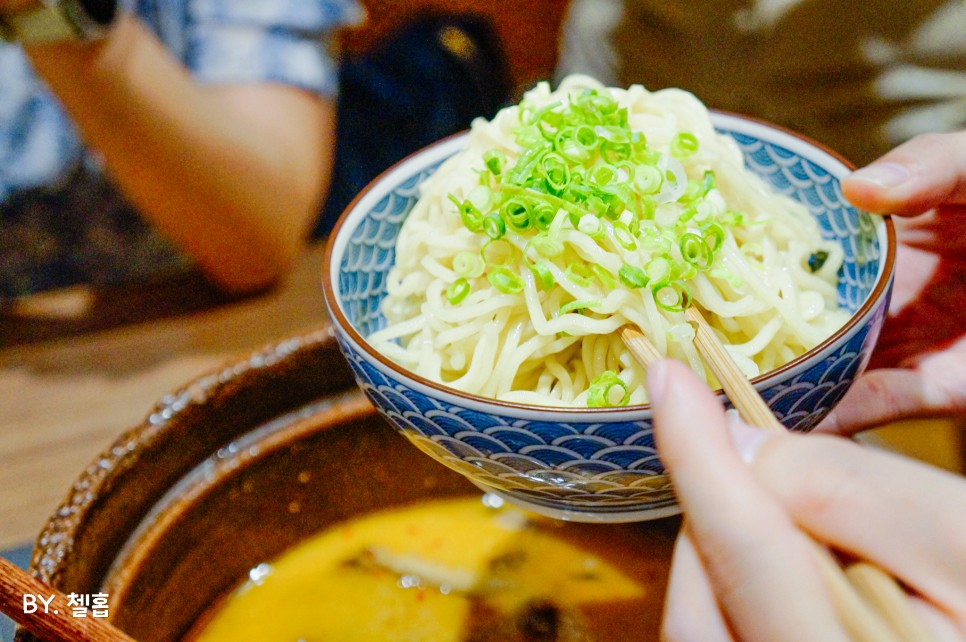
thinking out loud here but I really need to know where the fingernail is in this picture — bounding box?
[849,162,912,188]
[646,359,669,405]
[726,412,771,464]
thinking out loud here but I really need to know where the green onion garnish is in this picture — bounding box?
[680,232,713,270]
[449,194,484,233]
[483,149,505,175]
[619,263,649,289]
[453,251,485,278]
[482,238,517,267]
[483,212,507,240]
[488,266,524,294]
[670,132,699,158]
[653,281,692,313]
[559,299,600,315]
[529,260,556,290]
[587,370,629,407]
[446,278,471,305]
[592,264,617,289]
[442,86,745,320]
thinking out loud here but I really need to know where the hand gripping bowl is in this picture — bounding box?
[322,113,896,523]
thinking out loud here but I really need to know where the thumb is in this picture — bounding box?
[843,131,966,216]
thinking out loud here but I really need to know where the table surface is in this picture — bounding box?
[0,242,332,551]
[1,241,963,554]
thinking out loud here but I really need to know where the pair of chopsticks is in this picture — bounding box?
[620,307,935,642]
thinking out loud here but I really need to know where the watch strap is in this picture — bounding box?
[0,1,113,43]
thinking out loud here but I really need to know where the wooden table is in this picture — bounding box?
[1,241,963,551]
[0,243,332,550]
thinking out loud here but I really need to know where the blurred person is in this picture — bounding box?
[0,0,362,297]
[557,0,966,166]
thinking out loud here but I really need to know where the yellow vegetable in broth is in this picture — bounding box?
[186,496,676,641]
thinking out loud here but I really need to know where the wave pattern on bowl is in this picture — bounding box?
[734,131,881,312]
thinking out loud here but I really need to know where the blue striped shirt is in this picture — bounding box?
[0,0,362,296]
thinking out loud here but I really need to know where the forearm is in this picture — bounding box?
[23,14,334,293]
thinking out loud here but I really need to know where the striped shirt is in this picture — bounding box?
[0,0,362,296]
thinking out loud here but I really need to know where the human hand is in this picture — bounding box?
[819,131,966,436]
[649,358,966,642]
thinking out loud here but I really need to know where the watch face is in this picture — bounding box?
[78,0,117,26]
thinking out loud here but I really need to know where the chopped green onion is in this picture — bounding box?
[670,132,699,158]
[529,233,564,258]
[541,153,571,191]
[575,124,598,150]
[560,299,600,315]
[483,149,505,175]
[483,213,507,239]
[645,256,671,284]
[612,221,637,250]
[721,210,745,226]
[593,164,616,186]
[565,262,594,288]
[501,198,533,232]
[587,370,629,407]
[577,214,601,236]
[592,264,617,288]
[619,263,649,289]
[488,266,524,294]
[680,179,705,204]
[482,238,517,267]
[633,164,663,195]
[449,194,484,233]
[653,281,692,313]
[701,222,726,254]
[529,260,556,290]
[532,202,556,231]
[680,232,713,270]
[446,278,471,305]
[453,251,485,278]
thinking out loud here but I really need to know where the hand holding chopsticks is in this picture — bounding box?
[620,308,945,642]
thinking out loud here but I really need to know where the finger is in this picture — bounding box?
[909,597,966,642]
[648,359,850,642]
[842,131,966,216]
[816,369,938,436]
[816,361,966,437]
[748,431,966,621]
[662,529,735,642]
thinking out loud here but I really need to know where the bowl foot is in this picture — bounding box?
[468,481,683,523]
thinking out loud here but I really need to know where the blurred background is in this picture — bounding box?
[1,5,963,639]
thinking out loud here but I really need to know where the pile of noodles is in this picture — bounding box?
[368,75,847,407]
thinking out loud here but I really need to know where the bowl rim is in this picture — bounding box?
[322,111,896,418]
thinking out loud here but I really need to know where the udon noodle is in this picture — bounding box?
[369,75,848,407]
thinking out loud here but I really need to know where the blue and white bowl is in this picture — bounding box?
[322,113,896,522]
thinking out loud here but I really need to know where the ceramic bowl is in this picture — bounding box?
[322,114,896,522]
[16,328,679,642]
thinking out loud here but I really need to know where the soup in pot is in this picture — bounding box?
[186,495,677,641]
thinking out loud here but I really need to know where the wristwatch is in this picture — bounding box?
[0,0,118,43]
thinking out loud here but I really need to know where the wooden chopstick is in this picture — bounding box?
[619,311,935,642]
[0,555,137,642]
[846,562,938,642]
